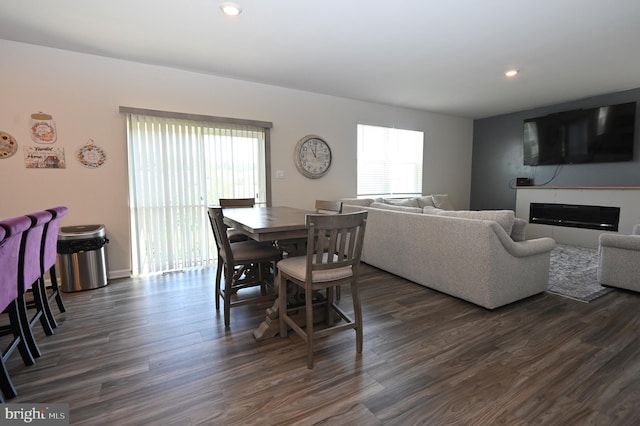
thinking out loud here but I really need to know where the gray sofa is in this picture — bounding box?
[341,196,556,309]
[597,224,640,292]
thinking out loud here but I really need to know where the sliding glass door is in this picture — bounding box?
[124,110,271,275]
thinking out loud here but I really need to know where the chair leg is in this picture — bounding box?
[7,301,35,366]
[49,266,66,313]
[306,285,315,369]
[351,280,363,354]
[33,279,55,336]
[326,287,334,326]
[16,293,41,359]
[223,265,233,328]
[278,272,288,338]
[38,277,58,330]
[0,359,17,401]
[215,255,223,310]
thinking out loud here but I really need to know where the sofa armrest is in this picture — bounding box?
[490,221,556,257]
[599,232,640,251]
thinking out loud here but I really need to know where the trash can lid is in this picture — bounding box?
[59,224,106,240]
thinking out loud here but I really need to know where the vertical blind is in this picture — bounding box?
[125,112,269,275]
[357,124,424,197]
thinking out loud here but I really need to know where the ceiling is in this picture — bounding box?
[2,0,640,119]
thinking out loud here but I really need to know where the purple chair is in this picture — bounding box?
[0,216,37,400]
[43,207,68,314]
[18,210,55,359]
[29,207,68,329]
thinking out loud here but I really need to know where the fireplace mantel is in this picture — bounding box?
[515,187,640,248]
[516,186,640,190]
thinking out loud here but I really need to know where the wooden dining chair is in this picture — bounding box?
[278,211,368,368]
[315,200,343,215]
[207,207,282,327]
[220,198,255,243]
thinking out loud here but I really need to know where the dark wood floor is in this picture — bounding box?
[4,264,640,425]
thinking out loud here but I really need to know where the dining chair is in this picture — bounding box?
[36,207,68,327]
[220,198,255,243]
[315,200,343,215]
[207,207,282,327]
[0,215,37,400]
[18,211,55,359]
[278,210,368,369]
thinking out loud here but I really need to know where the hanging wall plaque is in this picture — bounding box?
[0,131,18,159]
[30,112,57,144]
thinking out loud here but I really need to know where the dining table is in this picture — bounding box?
[222,205,316,340]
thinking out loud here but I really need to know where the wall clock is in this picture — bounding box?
[294,135,332,179]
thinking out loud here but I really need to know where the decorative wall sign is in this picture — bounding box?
[76,140,106,168]
[0,131,18,159]
[30,112,57,144]
[24,146,66,169]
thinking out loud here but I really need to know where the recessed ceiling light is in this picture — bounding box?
[505,69,519,78]
[220,2,242,16]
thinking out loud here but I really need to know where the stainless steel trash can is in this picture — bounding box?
[57,224,109,292]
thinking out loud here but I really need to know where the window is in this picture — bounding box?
[357,124,423,198]
[122,108,271,275]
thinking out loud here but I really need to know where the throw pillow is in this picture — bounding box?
[383,198,420,207]
[511,218,527,241]
[431,194,455,210]
[415,195,435,208]
[436,209,516,236]
[370,202,422,213]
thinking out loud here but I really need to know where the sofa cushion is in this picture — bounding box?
[436,209,516,236]
[370,202,423,213]
[431,194,455,210]
[422,206,449,215]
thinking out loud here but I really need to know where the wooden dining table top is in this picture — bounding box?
[222,206,314,242]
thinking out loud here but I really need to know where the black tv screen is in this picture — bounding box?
[523,101,636,166]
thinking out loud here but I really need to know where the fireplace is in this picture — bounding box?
[529,203,620,231]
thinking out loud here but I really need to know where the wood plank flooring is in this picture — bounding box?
[4,264,640,425]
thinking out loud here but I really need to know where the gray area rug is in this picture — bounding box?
[547,244,613,302]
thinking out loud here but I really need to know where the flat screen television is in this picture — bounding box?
[523,101,636,166]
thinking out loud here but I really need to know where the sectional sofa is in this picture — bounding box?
[341,195,556,309]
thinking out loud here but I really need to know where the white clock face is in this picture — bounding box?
[295,136,332,178]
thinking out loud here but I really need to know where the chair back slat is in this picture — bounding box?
[305,211,367,275]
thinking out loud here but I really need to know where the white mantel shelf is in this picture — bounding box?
[515,187,640,248]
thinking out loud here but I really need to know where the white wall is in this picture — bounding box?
[0,39,473,277]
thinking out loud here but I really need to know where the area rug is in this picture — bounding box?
[547,244,613,302]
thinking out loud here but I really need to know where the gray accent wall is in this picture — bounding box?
[470,87,640,211]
